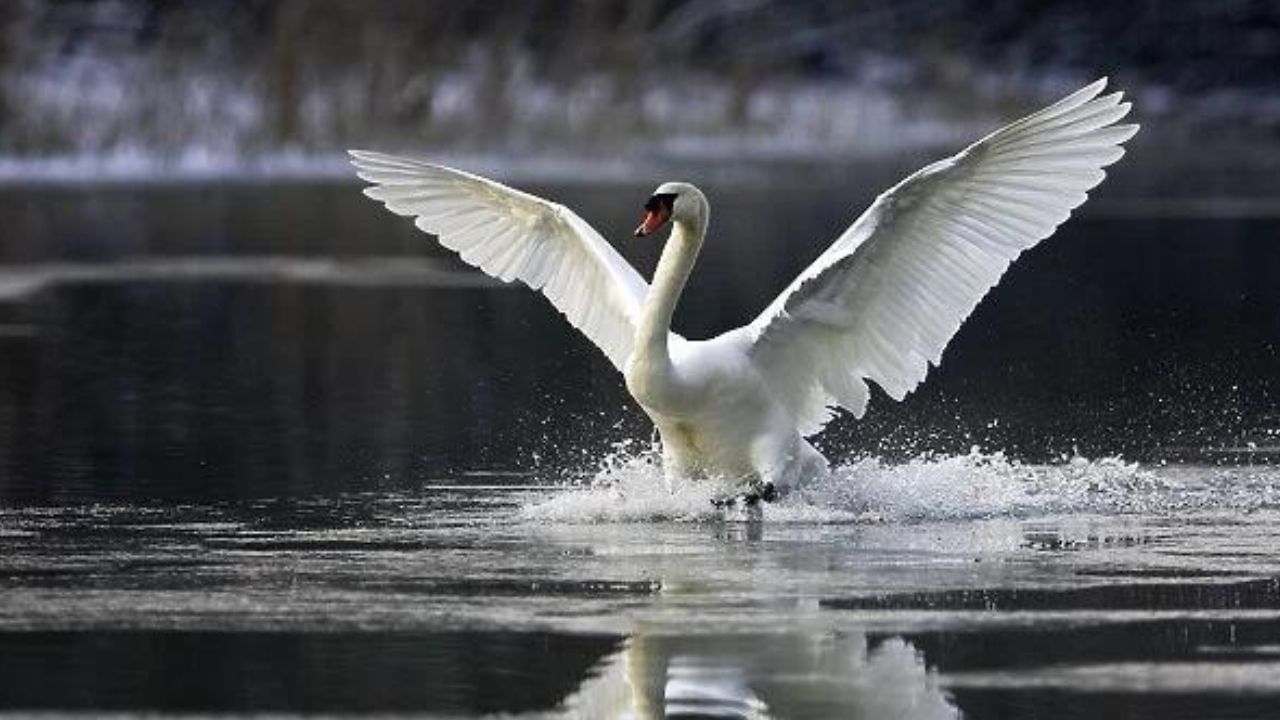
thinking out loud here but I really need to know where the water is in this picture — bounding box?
[2,175,1280,718]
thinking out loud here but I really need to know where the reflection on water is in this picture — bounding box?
[3,490,1280,718]
[562,632,957,719]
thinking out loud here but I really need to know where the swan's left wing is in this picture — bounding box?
[350,151,650,371]
[744,78,1138,434]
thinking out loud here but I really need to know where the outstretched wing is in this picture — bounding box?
[350,151,650,370]
[744,78,1138,434]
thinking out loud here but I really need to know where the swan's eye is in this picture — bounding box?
[644,193,677,212]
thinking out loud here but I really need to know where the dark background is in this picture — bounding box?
[2,0,1278,161]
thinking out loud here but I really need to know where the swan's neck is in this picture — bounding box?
[636,215,705,360]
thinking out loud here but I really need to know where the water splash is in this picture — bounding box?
[521,447,1280,524]
[521,444,730,523]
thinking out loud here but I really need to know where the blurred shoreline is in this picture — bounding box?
[2,1,1277,190]
[3,139,1279,212]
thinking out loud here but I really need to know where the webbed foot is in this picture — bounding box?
[711,482,778,508]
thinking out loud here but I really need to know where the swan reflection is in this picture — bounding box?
[558,631,957,719]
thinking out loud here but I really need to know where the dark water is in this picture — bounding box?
[2,175,1280,718]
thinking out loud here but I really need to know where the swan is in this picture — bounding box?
[350,78,1137,503]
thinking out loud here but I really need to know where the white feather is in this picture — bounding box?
[349,151,654,371]
[745,78,1138,434]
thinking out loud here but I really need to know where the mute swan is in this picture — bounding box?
[351,78,1137,503]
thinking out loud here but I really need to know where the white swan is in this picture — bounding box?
[351,78,1137,501]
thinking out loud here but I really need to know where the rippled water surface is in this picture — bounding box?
[2,177,1280,718]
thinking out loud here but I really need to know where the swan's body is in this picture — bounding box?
[622,189,830,491]
[352,79,1137,499]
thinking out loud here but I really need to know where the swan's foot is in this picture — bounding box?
[711,482,777,508]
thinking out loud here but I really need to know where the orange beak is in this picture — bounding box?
[635,208,669,237]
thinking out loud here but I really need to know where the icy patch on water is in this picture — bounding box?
[521,447,1280,524]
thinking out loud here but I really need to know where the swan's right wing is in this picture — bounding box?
[743,79,1137,434]
[350,151,650,370]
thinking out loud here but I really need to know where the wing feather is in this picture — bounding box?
[745,79,1138,434]
[350,151,651,370]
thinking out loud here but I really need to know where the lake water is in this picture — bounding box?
[2,171,1280,719]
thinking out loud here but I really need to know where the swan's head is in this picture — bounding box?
[635,182,706,237]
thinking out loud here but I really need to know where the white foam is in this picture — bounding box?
[521,448,1280,525]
